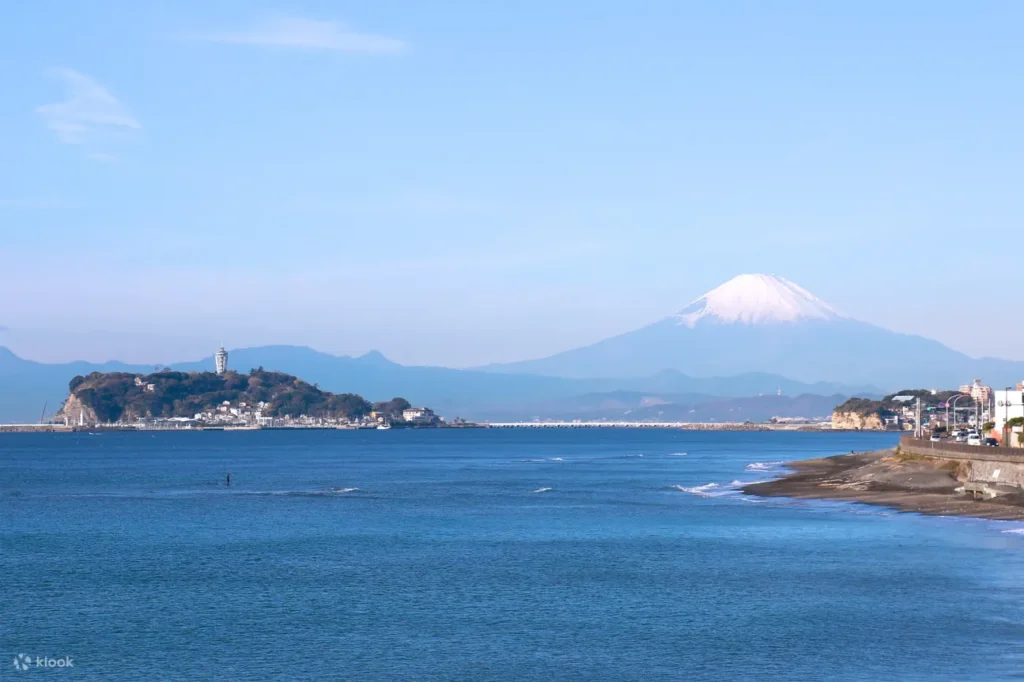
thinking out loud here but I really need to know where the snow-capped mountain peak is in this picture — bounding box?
[673,274,842,327]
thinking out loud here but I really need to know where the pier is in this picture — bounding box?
[0,424,74,433]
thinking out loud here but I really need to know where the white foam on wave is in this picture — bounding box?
[746,461,784,472]
[670,478,772,498]
[533,487,552,493]
[669,482,737,498]
[1001,528,1024,536]
[547,457,564,461]
[666,452,687,457]
[237,487,361,496]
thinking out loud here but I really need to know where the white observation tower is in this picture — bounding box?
[215,346,229,375]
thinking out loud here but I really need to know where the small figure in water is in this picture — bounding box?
[226,473,231,487]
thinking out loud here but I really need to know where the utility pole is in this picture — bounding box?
[915,398,922,438]
[1005,386,1012,446]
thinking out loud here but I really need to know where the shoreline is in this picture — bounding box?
[743,449,1024,521]
[1,422,847,433]
[0,424,484,434]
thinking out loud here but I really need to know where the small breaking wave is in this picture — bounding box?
[746,461,784,472]
[666,452,687,457]
[547,457,564,461]
[1001,528,1024,536]
[668,483,736,498]
[667,478,770,498]
[532,487,552,493]
[236,487,361,497]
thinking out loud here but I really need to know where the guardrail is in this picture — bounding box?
[899,436,1024,463]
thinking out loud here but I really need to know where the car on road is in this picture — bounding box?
[983,437,999,447]
[930,434,942,442]
[967,435,982,446]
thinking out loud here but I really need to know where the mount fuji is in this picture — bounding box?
[486,274,1024,390]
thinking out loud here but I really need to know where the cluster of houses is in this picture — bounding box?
[125,403,441,430]
[950,379,1024,440]
[887,379,1024,446]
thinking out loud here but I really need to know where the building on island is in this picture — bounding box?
[215,346,229,375]
[134,376,156,392]
[402,407,436,424]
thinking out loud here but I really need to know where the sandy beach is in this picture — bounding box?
[743,449,1024,520]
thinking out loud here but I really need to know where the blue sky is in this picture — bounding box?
[1,0,1022,366]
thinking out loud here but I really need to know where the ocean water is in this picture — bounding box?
[2,429,1023,681]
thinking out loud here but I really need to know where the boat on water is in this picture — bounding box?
[376,423,392,430]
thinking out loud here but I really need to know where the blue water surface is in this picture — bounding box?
[2,429,1023,680]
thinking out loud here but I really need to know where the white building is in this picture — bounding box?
[959,379,993,407]
[402,407,435,423]
[215,346,229,375]
[993,387,1024,434]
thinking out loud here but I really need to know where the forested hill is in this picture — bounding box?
[61,368,411,423]
[833,389,959,417]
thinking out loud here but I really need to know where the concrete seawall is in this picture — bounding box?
[898,436,1024,463]
[899,436,1024,489]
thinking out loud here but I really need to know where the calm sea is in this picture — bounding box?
[2,429,1023,680]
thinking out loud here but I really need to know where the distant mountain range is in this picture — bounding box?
[0,345,871,424]
[7,273,1013,424]
[484,274,1024,388]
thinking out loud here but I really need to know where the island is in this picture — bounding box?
[53,368,451,430]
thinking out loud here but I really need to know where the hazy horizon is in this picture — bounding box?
[3,271,1023,369]
[3,2,1022,366]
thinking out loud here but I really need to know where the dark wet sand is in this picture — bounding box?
[743,449,1024,520]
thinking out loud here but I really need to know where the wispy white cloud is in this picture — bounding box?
[35,68,141,152]
[193,16,406,53]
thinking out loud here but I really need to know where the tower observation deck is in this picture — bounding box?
[215,346,228,375]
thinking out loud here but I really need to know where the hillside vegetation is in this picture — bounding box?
[834,390,959,417]
[65,368,410,423]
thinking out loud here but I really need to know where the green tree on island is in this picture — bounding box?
[64,370,396,422]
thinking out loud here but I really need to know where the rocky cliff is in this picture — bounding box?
[831,410,886,430]
[55,394,99,426]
